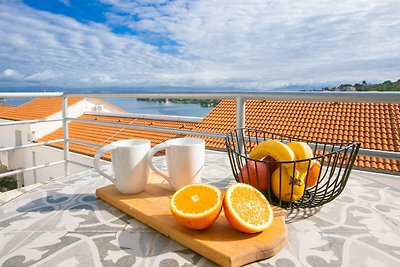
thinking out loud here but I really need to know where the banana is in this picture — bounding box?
[249,139,299,178]
[286,141,314,171]
[249,139,294,161]
[271,168,306,202]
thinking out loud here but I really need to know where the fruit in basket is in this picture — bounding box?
[238,161,269,191]
[249,139,294,162]
[249,139,299,179]
[305,160,321,188]
[170,184,223,230]
[271,167,306,202]
[286,141,314,171]
[238,156,279,192]
[262,156,280,172]
[238,161,268,191]
[223,183,274,233]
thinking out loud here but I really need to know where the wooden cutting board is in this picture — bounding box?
[96,172,287,267]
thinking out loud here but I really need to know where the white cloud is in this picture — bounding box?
[104,0,400,87]
[0,0,399,90]
[0,69,24,80]
[98,75,119,83]
[0,68,60,84]
[26,70,58,82]
[0,0,201,88]
[58,0,71,7]
[79,75,120,84]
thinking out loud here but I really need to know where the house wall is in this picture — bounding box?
[31,100,85,140]
[0,130,108,186]
[84,98,123,113]
[26,145,108,185]
[0,98,121,187]
[31,98,122,140]
[0,119,31,170]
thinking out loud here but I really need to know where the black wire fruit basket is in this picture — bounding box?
[225,128,361,214]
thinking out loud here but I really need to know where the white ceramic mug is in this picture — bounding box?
[94,139,150,194]
[147,138,205,191]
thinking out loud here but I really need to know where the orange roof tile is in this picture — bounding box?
[34,98,400,173]
[0,97,83,120]
[0,104,17,115]
[188,100,399,173]
[37,114,198,160]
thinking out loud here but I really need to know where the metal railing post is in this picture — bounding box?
[236,97,246,155]
[16,172,23,188]
[0,91,398,183]
[236,97,246,129]
[62,95,69,176]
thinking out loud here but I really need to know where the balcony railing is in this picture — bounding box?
[0,91,399,188]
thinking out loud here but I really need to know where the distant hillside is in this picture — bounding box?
[136,98,220,107]
[321,79,400,92]
[355,80,400,91]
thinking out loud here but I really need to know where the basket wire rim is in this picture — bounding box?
[224,127,361,216]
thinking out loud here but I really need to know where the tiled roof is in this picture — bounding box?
[189,100,399,173]
[0,97,83,120]
[33,98,400,173]
[0,104,17,115]
[37,114,198,160]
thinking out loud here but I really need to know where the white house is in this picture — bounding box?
[0,97,125,186]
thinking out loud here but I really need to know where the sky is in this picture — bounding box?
[0,0,399,91]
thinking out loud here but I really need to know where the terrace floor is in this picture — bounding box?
[0,150,399,266]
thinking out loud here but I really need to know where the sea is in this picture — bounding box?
[102,98,213,117]
[0,85,312,117]
[0,88,222,117]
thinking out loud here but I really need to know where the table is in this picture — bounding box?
[0,150,399,266]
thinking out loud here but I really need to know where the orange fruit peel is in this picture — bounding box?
[170,183,223,230]
[305,160,322,188]
[223,183,274,233]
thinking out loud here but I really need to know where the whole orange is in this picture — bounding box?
[305,161,321,188]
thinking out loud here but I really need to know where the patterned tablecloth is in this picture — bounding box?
[0,150,399,266]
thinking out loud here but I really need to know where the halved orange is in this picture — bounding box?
[169,183,223,230]
[224,183,273,233]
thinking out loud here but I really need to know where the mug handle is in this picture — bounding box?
[147,142,171,183]
[94,143,117,182]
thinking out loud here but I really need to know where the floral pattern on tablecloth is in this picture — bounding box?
[0,150,399,266]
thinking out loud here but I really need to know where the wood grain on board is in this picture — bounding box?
[96,172,287,267]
